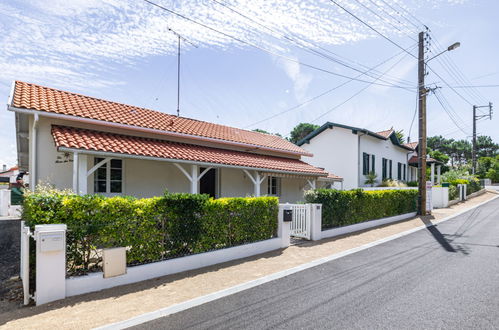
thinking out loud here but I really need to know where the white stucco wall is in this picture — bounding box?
[31,117,309,202]
[359,135,411,187]
[301,126,358,190]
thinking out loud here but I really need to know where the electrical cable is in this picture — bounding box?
[310,48,413,123]
[208,0,415,88]
[141,0,413,90]
[245,44,417,128]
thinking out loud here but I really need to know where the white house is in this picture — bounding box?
[7,81,342,202]
[297,122,415,190]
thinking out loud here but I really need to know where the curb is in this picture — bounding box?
[96,194,499,330]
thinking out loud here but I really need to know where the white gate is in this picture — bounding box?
[20,221,32,305]
[289,204,311,240]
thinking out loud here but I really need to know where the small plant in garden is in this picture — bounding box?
[364,171,378,187]
[378,179,408,187]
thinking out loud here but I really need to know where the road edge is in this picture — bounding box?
[96,194,499,330]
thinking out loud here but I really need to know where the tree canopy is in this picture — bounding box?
[289,123,320,144]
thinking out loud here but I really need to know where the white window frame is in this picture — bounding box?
[267,176,281,196]
[93,157,124,196]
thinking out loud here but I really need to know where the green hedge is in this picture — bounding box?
[304,189,418,230]
[23,191,278,275]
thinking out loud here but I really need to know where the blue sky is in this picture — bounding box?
[1,0,498,167]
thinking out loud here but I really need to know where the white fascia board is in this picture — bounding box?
[57,147,326,178]
[7,81,15,107]
[7,106,312,158]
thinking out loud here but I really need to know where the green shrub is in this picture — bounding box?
[466,178,482,195]
[449,185,458,201]
[304,189,417,230]
[449,178,469,186]
[406,181,418,187]
[23,191,278,275]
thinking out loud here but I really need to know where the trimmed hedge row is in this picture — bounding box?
[23,191,278,275]
[304,189,418,230]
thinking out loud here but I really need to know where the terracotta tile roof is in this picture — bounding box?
[51,126,328,176]
[376,129,394,138]
[12,81,310,156]
[404,142,418,150]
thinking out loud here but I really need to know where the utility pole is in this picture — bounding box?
[472,102,493,174]
[417,31,427,216]
[168,28,198,118]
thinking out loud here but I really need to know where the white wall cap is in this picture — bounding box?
[35,224,67,232]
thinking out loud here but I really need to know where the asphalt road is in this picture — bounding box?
[133,198,499,330]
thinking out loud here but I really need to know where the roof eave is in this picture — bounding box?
[8,105,313,158]
[57,146,327,177]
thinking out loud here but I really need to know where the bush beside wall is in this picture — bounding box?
[23,190,278,275]
[305,189,418,230]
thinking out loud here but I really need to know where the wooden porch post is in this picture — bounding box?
[190,164,199,194]
[78,154,88,195]
[72,152,78,193]
[243,170,265,197]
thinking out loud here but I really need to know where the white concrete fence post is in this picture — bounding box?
[278,205,291,248]
[34,224,67,306]
[0,189,10,217]
[457,184,467,201]
[309,203,322,241]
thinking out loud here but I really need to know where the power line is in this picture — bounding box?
[141,0,413,90]
[430,37,487,104]
[245,44,417,128]
[328,0,417,59]
[208,0,415,89]
[407,88,419,142]
[386,0,427,29]
[351,0,416,40]
[327,0,477,109]
[310,48,413,123]
[432,89,470,135]
[364,0,420,36]
[446,84,499,88]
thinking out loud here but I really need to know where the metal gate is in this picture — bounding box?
[289,204,311,240]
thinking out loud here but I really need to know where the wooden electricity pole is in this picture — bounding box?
[417,31,427,216]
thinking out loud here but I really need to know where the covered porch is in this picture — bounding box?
[408,156,443,185]
[52,126,330,202]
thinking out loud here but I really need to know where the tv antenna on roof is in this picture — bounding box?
[168,28,198,117]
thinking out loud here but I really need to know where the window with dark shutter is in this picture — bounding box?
[371,155,375,173]
[363,153,370,175]
[397,162,402,180]
[382,158,387,180]
[389,160,393,179]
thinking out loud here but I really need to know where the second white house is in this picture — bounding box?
[297,122,415,190]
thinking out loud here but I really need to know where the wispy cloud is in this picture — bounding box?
[0,0,466,92]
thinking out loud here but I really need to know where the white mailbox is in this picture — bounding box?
[39,231,65,252]
[34,224,67,306]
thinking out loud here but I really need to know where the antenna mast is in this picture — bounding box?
[168,28,198,117]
